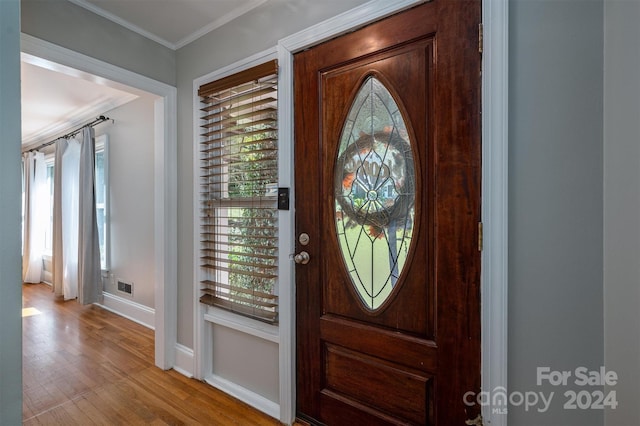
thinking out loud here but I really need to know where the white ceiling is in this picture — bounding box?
[21,55,139,150]
[22,0,267,149]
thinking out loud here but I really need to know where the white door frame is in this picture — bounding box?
[278,0,508,424]
[20,33,178,370]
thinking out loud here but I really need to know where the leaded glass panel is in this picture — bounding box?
[334,76,416,310]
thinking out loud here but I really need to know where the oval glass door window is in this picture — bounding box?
[334,76,416,310]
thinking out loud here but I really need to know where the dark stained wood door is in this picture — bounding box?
[294,2,481,424]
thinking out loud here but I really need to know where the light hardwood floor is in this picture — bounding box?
[22,283,283,425]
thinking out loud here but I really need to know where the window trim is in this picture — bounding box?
[192,47,282,382]
[197,61,279,324]
[192,47,284,418]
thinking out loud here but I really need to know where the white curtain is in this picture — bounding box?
[59,137,81,299]
[52,127,102,303]
[22,151,47,283]
[52,138,67,297]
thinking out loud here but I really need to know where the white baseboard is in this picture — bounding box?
[205,374,280,420]
[98,291,155,330]
[173,343,194,377]
[97,300,275,419]
[172,345,278,420]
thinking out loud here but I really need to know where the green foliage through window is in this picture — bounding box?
[198,61,279,324]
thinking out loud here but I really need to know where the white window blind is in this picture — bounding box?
[198,60,279,324]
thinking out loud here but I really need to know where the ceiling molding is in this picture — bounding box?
[21,94,136,150]
[67,0,268,51]
[174,0,268,49]
[67,0,175,49]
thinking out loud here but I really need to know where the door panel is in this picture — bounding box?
[295,2,481,424]
[324,343,431,425]
[322,42,433,336]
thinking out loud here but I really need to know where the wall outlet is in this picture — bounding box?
[117,279,133,295]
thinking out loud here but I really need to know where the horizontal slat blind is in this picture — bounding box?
[198,60,279,324]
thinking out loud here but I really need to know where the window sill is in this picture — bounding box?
[203,306,279,344]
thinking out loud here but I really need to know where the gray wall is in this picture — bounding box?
[0,0,23,423]
[604,1,640,425]
[98,94,157,309]
[509,0,604,424]
[21,0,175,86]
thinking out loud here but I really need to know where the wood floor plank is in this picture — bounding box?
[72,395,112,426]
[60,399,98,425]
[23,283,282,425]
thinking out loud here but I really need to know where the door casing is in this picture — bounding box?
[278,0,508,424]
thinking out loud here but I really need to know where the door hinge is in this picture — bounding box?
[478,222,483,252]
[478,23,483,54]
[466,413,484,426]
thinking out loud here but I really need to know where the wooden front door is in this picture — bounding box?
[294,1,481,424]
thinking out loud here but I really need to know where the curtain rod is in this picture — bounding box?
[28,115,113,152]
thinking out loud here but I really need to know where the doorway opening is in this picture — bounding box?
[20,33,178,370]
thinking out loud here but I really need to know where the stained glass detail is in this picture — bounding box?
[334,76,416,310]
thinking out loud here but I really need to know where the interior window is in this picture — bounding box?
[94,135,109,271]
[43,160,54,255]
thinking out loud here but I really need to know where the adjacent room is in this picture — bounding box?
[20,54,158,318]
